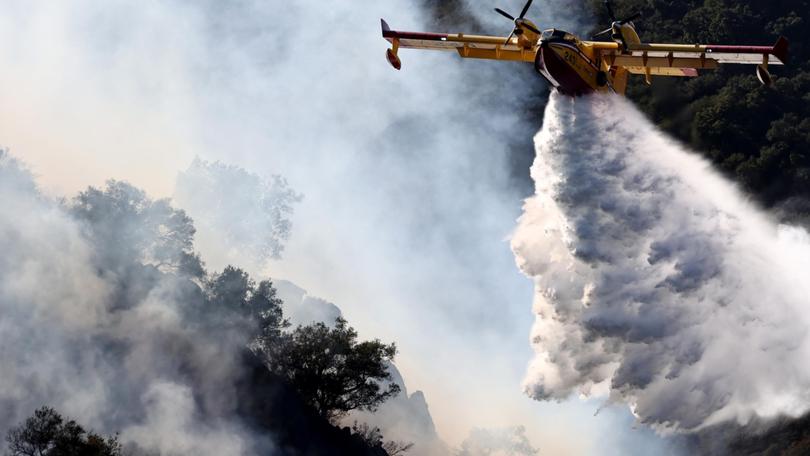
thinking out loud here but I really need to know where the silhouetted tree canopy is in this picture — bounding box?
[262,318,400,422]
[351,422,414,456]
[1,148,405,454]
[6,407,121,456]
[204,265,289,341]
[71,180,204,277]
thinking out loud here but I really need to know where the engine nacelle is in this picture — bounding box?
[756,64,772,86]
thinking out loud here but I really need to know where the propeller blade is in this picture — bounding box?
[604,0,616,22]
[519,0,534,19]
[591,27,613,39]
[523,22,542,35]
[504,30,515,46]
[620,12,641,23]
[494,8,515,21]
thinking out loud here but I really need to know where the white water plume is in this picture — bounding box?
[511,93,810,432]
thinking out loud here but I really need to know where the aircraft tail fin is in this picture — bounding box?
[773,36,789,65]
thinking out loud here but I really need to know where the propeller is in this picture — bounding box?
[494,7,515,21]
[592,0,641,39]
[519,0,534,18]
[493,0,540,45]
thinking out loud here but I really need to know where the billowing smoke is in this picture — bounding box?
[0,150,265,455]
[174,158,302,272]
[0,0,691,452]
[457,426,538,456]
[512,93,810,432]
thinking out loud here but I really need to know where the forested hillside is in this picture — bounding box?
[588,0,810,215]
[0,152,406,456]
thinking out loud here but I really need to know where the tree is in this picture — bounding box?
[6,407,121,456]
[351,421,414,456]
[205,266,288,339]
[263,318,400,422]
[0,149,39,197]
[174,158,302,264]
[71,180,204,278]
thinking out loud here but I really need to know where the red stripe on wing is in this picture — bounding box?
[705,45,771,53]
[383,31,449,42]
[381,19,448,43]
[705,36,790,64]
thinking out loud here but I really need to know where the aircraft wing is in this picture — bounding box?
[381,19,537,65]
[592,36,789,71]
[623,67,699,77]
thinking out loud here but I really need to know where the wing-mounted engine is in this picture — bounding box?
[613,22,641,49]
[593,0,641,51]
[494,0,541,48]
[515,19,542,48]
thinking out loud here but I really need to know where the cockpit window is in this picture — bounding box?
[541,29,575,42]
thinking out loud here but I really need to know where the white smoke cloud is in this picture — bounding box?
[123,382,251,456]
[174,158,302,272]
[0,0,680,453]
[0,152,112,417]
[0,151,264,455]
[457,425,538,456]
[512,93,810,432]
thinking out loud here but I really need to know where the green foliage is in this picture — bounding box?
[60,177,401,452]
[6,407,121,456]
[262,318,400,422]
[71,180,204,277]
[589,0,810,208]
[205,265,289,340]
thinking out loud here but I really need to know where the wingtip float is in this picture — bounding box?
[381,0,789,96]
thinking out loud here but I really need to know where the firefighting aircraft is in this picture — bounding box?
[381,0,789,96]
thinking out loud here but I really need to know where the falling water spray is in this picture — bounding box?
[512,93,810,432]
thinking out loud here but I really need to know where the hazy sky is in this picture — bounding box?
[0,1,670,453]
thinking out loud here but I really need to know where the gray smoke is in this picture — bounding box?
[0,0,684,452]
[349,363,450,456]
[273,280,343,328]
[0,150,265,455]
[174,158,302,272]
[457,426,538,456]
[512,93,810,432]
